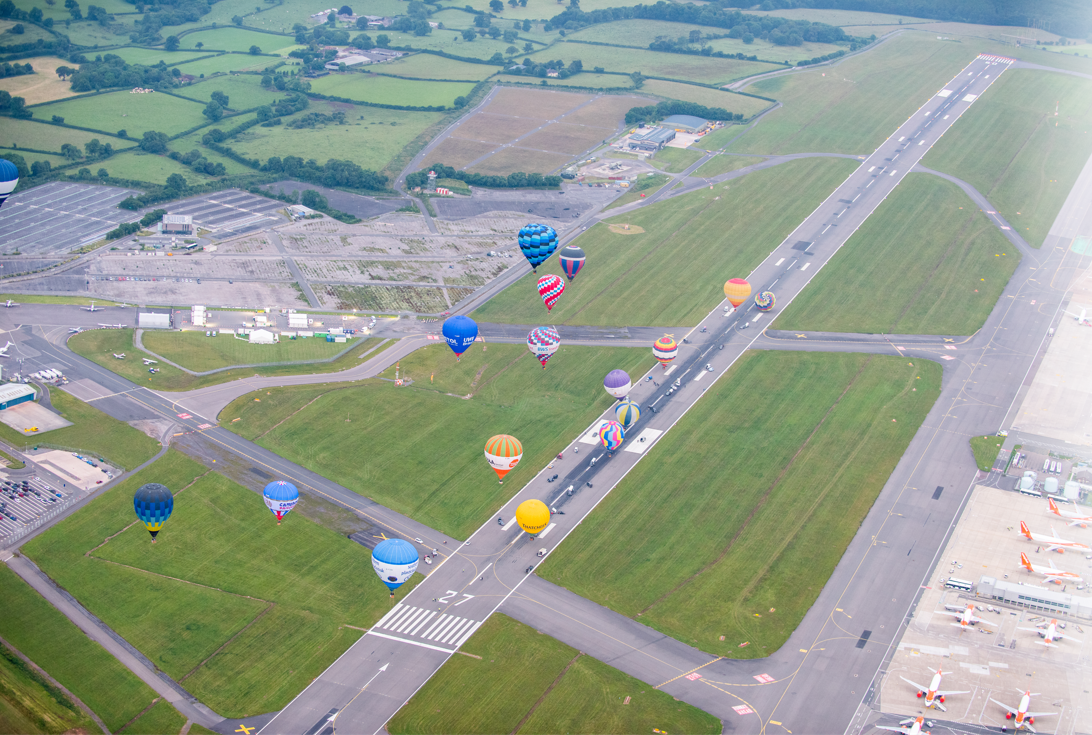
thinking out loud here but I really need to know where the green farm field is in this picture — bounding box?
[309,74,476,108]
[0,388,158,469]
[389,614,720,735]
[370,30,518,61]
[103,47,211,66]
[474,156,857,327]
[492,72,635,89]
[527,43,782,85]
[222,343,654,538]
[921,69,1092,248]
[381,53,498,81]
[22,450,413,717]
[745,7,935,25]
[34,91,209,137]
[640,79,773,118]
[0,117,129,154]
[123,699,187,735]
[542,351,942,657]
[70,328,391,392]
[181,27,292,53]
[774,174,1020,334]
[0,566,159,732]
[98,149,227,186]
[731,34,979,155]
[172,53,276,76]
[459,0,646,22]
[0,642,97,735]
[693,153,762,178]
[11,0,135,22]
[143,329,357,371]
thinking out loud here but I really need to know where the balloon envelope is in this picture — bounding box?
[537,275,564,311]
[516,499,550,535]
[133,483,173,541]
[652,336,678,366]
[518,223,559,271]
[723,278,751,308]
[558,245,585,282]
[441,315,478,357]
[599,420,625,451]
[263,480,299,524]
[0,158,18,210]
[755,291,775,312]
[615,400,641,429]
[527,327,561,367]
[603,369,631,399]
[485,434,523,481]
[372,538,419,592]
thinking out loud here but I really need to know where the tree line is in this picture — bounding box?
[406,164,562,189]
[624,100,741,124]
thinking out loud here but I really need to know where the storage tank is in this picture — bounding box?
[1064,480,1080,500]
[1044,477,1059,495]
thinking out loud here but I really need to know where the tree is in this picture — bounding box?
[165,173,187,191]
[260,74,272,87]
[30,160,51,175]
[630,71,645,88]
[489,0,502,11]
[61,143,82,160]
[461,28,475,41]
[196,41,203,50]
[352,33,373,49]
[523,41,532,52]
[301,189,327,210]
[97,168,108,178]
[249,44,261,54]
[203,100,223,121]
[519,0,527,5]
[165,35,179,51]
[503,28,517,43]
[376,33,389,47]
[77,167,91,178]
[325,10,336,25]
[742,32,754,44]
[51,114,64,123]
[522,19,530,31]
[211,90,229,108]
[232,14,243,25]
[355,16,368,29]
[85,139,102,156]
[487,26,501,38]
[11,23,23,33]
[139,131,168,153]
[506,45,517,55]
[488,51,504,63]
[454,95,467,107]
[338,4,352,14]
[689,29,701,43]
[474,13,489,27]
[29,7,41,21]
[117,129,127,137]
[508,0,516,6]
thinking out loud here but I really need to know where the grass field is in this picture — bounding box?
[223,342,654,538]
[70,328,390,392]
[746,7,935,25]
[122,699,186,735]
[542,351,942,657]
[921,69,1092,248]
[0,56,83,106]
[382,53,498,81]
[181,27,291,53]
[602,172,669,210]
[182,75,286,110]
[650,146,703,173]
[459,0,646,22]
[0,117,128,155]
[0,642,97,735]
[474,156,857,327]
[639,79,773,118]
[0,565,159,731]
[142,329,356,371]
[0,388,158,469]
[970,435,1002,472]
[527,43,782,85]
[691,123,747,151]
[368,29,518,61]
[693,154,762,178]
[309,74,476,108]
[731,34,979,155]
[22,449,412,717]
[170,54,276,77]
[492,72,635,89]
[102,47,212,66]
[99,149,225,187]
[774,174,1020,334]
[34,91,209,137]
[389,614,720,735]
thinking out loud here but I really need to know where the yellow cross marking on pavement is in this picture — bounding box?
[372,532,390,540]
[944,338,955,342]
[795,334,807,339]
[236,726,255,735]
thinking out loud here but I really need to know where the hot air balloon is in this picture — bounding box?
[518,223,559,272]
[441,315,478,361]
[603,369,631,399]
[485,434,523,483]
[599,420,625,453]
[537,275,564,312]
[723,278,751,308]
[652,335,678,368]
[558,245,585,282]
[755,291,775,312]
[614,400,640,429]
[0,159,18,210]
[263,480,299,525]
[133,483,173,543]
[527,326,561,368]
[372,538,419,596]
[515,499,550,535]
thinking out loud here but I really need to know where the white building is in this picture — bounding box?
[249,329,276,345]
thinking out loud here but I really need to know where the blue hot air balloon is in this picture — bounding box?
[441,315,478,361]
[263,480,299,525]
[0,158,19,210]
[615,400,641,429]
[518,223,558,272]
[372,538,420,596]
[133,483,173,543]
[558,245,585,282]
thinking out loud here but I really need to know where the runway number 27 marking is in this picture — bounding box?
[439,591,475,606]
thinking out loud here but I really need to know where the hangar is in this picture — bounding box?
[0,384,36,410]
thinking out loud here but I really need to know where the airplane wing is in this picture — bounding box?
[990,698,1020,715]
[1016,626,1043,633]
[937,688,970,696]
[898,676,930,691]
[1026,712,1055,718]
[972,616,997,627]
[872,727,912,735]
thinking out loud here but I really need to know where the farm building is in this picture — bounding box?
[628,127,675,152]
[138,312,171,329]
[160,214,193,235]
[249,329,276,345]
[662,114,711,132]
[325,54,371,70]
[0,384,36,410]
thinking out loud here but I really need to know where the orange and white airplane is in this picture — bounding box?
[1019,521,1090,553]
[990,690,1055,732]
[898,669,968,711]
[943,603,997,631]
[1048,497,1092,528]
[1020,552,1083,584]
[1016,618,1081,648]
[874,715,928,735]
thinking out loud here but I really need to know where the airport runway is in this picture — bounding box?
[256,53,1030,735]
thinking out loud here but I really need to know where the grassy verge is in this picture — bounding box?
[141,330,356,372]
[474,157,857,327]
[222,343,654,539]
[388,614,720,735]
[970,435,1003,472]
[0,294,124,307]
[601,173,670,211]
[541,351,942,657]
[21,449,414,718]
[0,641,98,735]
[921,68,1092,248]
[0,446,25,469]
[119,698,186,735]
[774,173,1019,334]
[0,389,159,470]
[0,565,159,731]
[650,147,704,173]
[693,154,763,178]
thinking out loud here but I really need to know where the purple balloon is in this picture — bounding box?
[604,369,631,399]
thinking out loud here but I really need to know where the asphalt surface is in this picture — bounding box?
[0,182,141,255]
[256,53,1030,735]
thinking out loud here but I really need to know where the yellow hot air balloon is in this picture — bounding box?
[515,499,550,535]
[723,278,751,308]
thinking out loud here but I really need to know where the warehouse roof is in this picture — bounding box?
[0,383,36,403]
[662,114,709,130]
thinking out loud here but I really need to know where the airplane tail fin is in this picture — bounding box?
[1021,552,1033,571]
[1049,497,1060,515]
[1020,521,1032,538]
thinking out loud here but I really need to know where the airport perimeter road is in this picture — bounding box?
[257,53,1018,735]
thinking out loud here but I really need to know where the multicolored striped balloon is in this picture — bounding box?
[527,326,561,368]
[537,274,565,311]
[754,291,775,312]
[484,434,523,483]
[653,335,678,367]
[599,420,625,452]
[558,245,585,282]
[614,400,641,429]
[723,278,751,308]
[518,223,559,272]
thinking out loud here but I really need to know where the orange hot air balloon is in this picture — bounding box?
[723,278,751,308]
[484,434,523,483]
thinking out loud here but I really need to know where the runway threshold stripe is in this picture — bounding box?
[384,606,416,631]
[453,621,482,648]
[421,615,448,639]
[440,619,474,644]
[407,611,436,636]
[375,604,403,629]
[368,631,454,654]
[428,616,459,641]
[394,608,427,633]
